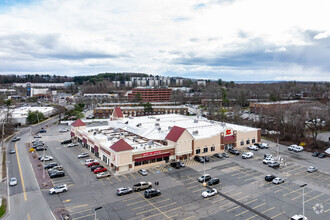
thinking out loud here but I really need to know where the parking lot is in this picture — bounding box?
[30,124,330,220]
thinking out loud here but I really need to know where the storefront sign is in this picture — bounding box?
[142,150,161,157]
[225,129,232,136]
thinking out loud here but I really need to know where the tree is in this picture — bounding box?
[133,92,142,103]
[143,102,153,114]
[27,111,45,124]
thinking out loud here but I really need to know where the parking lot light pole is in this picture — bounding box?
[300,184,307,217]
[94,206,102,220]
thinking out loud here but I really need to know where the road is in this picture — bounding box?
[4,116,59,220]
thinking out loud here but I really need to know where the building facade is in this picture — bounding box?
[127,87,172,102]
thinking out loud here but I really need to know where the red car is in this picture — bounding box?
[94,167,107,174]
[87,162,99,167]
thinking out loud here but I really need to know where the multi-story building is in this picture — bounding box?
[100,102,178,108]
[71,113,261,174]
[127,87,172,102]
[249,100,304,114]
[93,105,188,118]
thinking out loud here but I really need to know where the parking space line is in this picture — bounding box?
[187,185,199,189]
[282,188,302,197]
[229,192,242,197]
[113,175,122,182]
[226,205,239,212]
[164,207,181,213]
[70,208,92,215]
[72,213,94,220]
[274,188,285,193]
[304,193,324,203]
[235,209,249,217]
[236,195,249,202]
[153,198,170,204]
[291,190,314,200]
[252,202,266,209]
[141,212,162,220]
[219,201,234,208]
[324,208,330,213]
[129,173,136,179]
[157,202,177,209]
[136,208,158,216]
[287,166,304,174]
[66,204,88,210]
[106,177,113,184]
[98,179,105,185]
[122,196,139,202]
[132,204,152,210]
[192,188,205,193]
[137,192,170,219]
[127,200,143,206]
[292,170,307,176]
[211,197,226,204]
[271,211,285,219]
[244,199,258,205]
[245,214,257,220]
[262,207,275,214]
[182,216,195,220]
[122,175,129,181]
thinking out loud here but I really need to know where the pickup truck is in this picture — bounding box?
[133,182,152,191]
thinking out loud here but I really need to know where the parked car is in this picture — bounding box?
[38,129,47,133]
[49,184,67,194]
[288,144,298,151]
[170,162,181,169]
[179,161,185,167]
[263,158,274,164]
[290,214,307,220]
[44,162,58,169]
[34,134,42,138]
[207,178,220,186]
[12,137,21,142]
[96,172,111,179]
[133,182,152,191]
[87,161,99,167]
[260,143,269,149]
[248,145,258,151]
[144,189,161,198]
[265,174,276,182]
[61,139,72,144]
[68,143,78,148]
[9,177,18,186]
[91,165,103,171]
[40,155,53,161]
[272,177,284,184]
[84,159,96,165]
[198,174,212,183]
[228,148,240,155]
[213,153,223,158]
[312,152,320,157]
[222,152,229,158]
[48,165,63,173]
[9,149,16,154]
[117,187,133,196]
[94,167,107,174]
[242,152,253,159]
[138,169,148,176]
[264,154,272,159]
[78,153,89,158]
[194,156,205,163]
[253,143,261,148]
[307,166,317,173]
[36,146,47,151]
[203,156,210,162]
[318,153,327,158]
[32,140,44,144]
[293,146,304,152]
[49,171,65,179]
[60,128,69,133]
[268,161,280,168]
[202,188,217,198]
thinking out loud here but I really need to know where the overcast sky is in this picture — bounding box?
[0,0,329,81]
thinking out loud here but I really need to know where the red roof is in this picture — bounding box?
[71,119,86,127]
[165,126,186,142]
[113,107,124,118]
[110,139,133,152]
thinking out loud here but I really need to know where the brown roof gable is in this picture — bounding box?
[165,126,186,142]
[71,119,86,127]
[110,139,133,152]
[113,107,124,118]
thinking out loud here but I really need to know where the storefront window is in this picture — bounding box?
[252,139,255,143]
[157,157,162,162]
[203,147,208,153]
[196,149,200,154]
[211,146,215,151]
[241,141,244,146]
[246,140,250,144]
[103,155,108,163]
[135,161,141,166]
[150,159,156,163]
[142,160,149,165]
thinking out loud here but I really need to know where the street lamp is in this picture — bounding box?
[300,184,307,218]
[94,206,102,220]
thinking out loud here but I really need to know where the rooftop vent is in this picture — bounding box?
[136,123,142,127]
[93,132,97,135]
[156,118,160,121]
[168,126,173,130]
[221,123,226,127]
[194,119,198,123]
[155,123,160,126]
[148,140,154,145]
[192,130,198,135]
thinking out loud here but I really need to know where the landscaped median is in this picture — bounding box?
[0,198,7,218]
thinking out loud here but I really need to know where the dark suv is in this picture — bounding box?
[50,171,65,178]
[144,189,161,198]
[228,148,240,155]
[61,139,72,144]
[44,162,58,169]
[207,178,220,186]
[170,162,181,169]
[194,156,205,163]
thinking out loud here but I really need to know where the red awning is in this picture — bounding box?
[94,145,99,152]
[83,138,87,144]
[224,135,235,142]
[71,132,75,137]
[135,153,170,162]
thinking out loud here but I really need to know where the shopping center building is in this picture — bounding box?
[71,110,261,174]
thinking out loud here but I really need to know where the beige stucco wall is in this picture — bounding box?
[236,130,259,149]
[115,151,132,166]
[175,130,194,156]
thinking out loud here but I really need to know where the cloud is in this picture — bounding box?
[0,0,329,81]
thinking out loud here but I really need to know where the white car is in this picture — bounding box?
[34,134,42,138]
[260,143,269,149]
[293,146,304,152]
[307,166,317,173]
[198,174,211,182]
[78,152,89,158]
[60,128,69,133]
[9,177,18,186]
[263,157,274,164]
[96,172,111,179]
[272,177,284,184]
[291,214,307,220]
[84,159,97,165]
[288,144,298,151]
[202,188,217,198]
[40,155,53,161]
[68,143,78,147]
[138,169,148,176]
[49,184,68,194]
[248,145,258,151]
[242,152,253,159]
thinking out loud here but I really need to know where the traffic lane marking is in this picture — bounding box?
[66,204,89,210]
[15,143,27,201]
[70,208,92,215]
[72,213,94,220]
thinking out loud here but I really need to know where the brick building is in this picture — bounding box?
[127,87,172,102]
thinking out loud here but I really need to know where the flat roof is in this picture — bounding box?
[95,106,187,110]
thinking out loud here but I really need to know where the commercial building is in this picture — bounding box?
[83,94,118,99]
[249,100,303,113]
[127,87,172,102]
[101,102,178,108]
[93,105,188,118]
[13,82,74,88]
[71,113,260,174]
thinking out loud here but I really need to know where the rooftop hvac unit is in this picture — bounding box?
[107,137,113,141]
[155,123,160,126]
[193,130,198,135]
[93,132,97,135]
[147,140,154,145]
[194,119,198,123]
[114,128,119,132]
[133,136,138,142]
[168,126,173,130]
[136,123,142,127]
[221,123,226,127]
[156,118,160,121]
